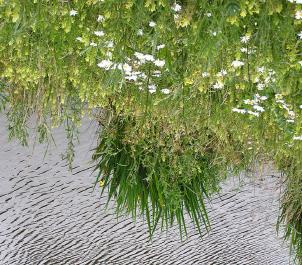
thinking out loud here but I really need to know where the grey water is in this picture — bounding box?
[0,115,292,264]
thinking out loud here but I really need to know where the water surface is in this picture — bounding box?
[0,116,291,264]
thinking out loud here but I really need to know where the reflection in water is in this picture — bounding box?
[0,116,291,264]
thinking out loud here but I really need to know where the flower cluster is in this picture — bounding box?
[232,93,268,117]
[275,94,296,124]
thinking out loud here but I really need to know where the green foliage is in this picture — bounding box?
[2,0,302,261]
[0,79,8,112]
[92,111,245,236]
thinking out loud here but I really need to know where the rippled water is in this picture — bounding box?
[0,115,292,264]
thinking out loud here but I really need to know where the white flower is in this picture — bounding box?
[144,54,155,62]
[125,75,137,81]
[148,84,157,93]
[70,10,78,16]
[157,44,165,50]
[206,12,212,17]
[217,69,227,77]
[298,61,302,66]
[257,66,265,73]
[288,110,296,118]
[172,3,182,12]
[202,72,210,77]
[139,73,147,79]
[211,31,217,36]
[90,42,97,47]
[231,60,244,68]
[257,83,265,90]
[298,31,302,39]
[253,105,265,112]
[240,47,255,54]
[276,99,285,104]
[94,31,105,37]
[134,52,155,64]
[294,135,302,140]
[287,119,295,123]
[152,70,161,77]
[106,41,114,48]
[154,59,165,67]
[264,77,272,84]
[132,71,142,76]
[299,105,302,109]
[221,69,227,76]
[232,108,247,114]
[282,104,290,111]
[213,81,224,89]
[76,37,83,42]
[122,63,132,74]
[134,52,146,63]
[240,35,250,44]
[97,15,104,22]
[161,88,171,94]
[289,0,302,3]
[247,110,260,117]
[149,21,156,27]
[268,69,276,76]
[243,99,253,105]
[260,96,268,101]
[137,29,144,36]
[97,60,113,70]
[116,63,123,71]
[295,10,302,19]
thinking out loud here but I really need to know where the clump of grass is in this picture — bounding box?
[277,158,302,263]
[92,110,248,236]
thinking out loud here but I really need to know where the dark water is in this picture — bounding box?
[0,116,292,264]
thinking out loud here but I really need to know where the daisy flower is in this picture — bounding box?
[148,84,157,93]
[231,60,244,68]
[97,60,113,70]
[161,88,171,94]
[97,15,104,22]
[232,108,246,114]
[172,3,182,12]
[240,35,250,44]
[137,29,144,36]
[295,10,302,19]
[149,21,156,27]
[94,31,105,37]
[157,44,165,50]
[70,10,78,16]
[154,59,165,67]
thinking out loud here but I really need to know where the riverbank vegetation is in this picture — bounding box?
[1,0,302,262]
